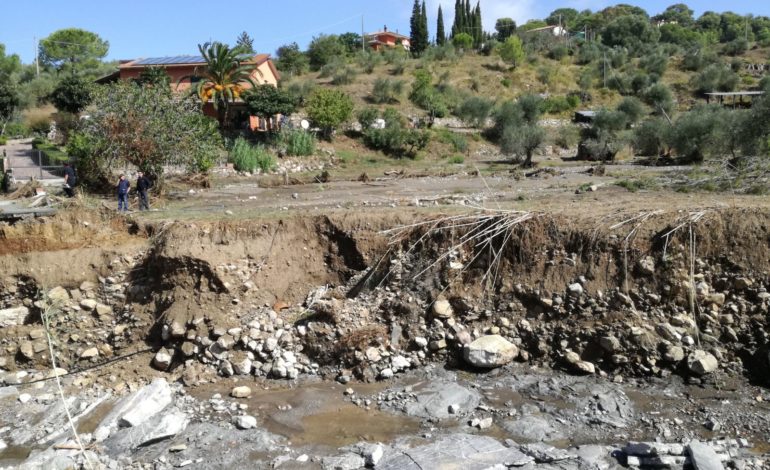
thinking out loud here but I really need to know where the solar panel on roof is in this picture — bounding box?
[133,55,206,66]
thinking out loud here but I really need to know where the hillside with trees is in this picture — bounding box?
[1,2,769,191]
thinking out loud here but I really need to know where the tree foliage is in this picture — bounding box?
[499,36,525,68]
[495,18,517,41]
[234,31,255,54]
[305,88,354,140]
[275,43,309,76]
[436,5,447,45]
[136,66,170,88]
[362,108,429,158]
[243,84,297,123]
[73,81,222,187]
[307,35,346,70]
[410,0,429,55]
[601,15,661,52]
[184,41,258,129]
[452,0,483,47]
[39,28,109,75]
[0,82,20,135]
[50,75,92,114]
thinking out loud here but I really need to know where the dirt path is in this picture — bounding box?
[3,139,57,181]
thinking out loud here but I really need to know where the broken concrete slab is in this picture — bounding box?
[377,434,533,469]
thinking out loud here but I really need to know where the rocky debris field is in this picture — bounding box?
[0,208,770,468]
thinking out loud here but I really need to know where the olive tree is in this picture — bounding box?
[305,88,354,140]
[71,81,222,188]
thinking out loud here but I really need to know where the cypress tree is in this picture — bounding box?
[452,0,463,38]
[410,0,422,54]
[473,2,482,46]
[436,5,446,45]
[421,1,429,47]
[464,0,472,32]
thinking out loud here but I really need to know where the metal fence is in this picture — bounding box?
[8,149,67,181]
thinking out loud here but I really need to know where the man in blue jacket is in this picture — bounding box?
[117,174,130,211]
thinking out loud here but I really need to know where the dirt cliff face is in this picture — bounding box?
[1,207,770,387]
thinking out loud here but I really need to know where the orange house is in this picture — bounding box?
[365,26,411,51]
[112,53,281,130]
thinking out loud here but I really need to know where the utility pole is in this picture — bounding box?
[34,36,39,77]
[362,15,365,53]
[603,52,607,88]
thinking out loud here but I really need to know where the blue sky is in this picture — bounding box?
[2,0,769,63]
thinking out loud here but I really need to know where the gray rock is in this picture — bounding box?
[152,348,173,371]
[79,347,99,359]
[464,335,518,368]
[79,299,98,311]
[501,415,565,442]
[688,350,719,375]
[687,440,725,470]
[401,381,481,419]
[107,410,188,450]
[321,452,365,470]
[233,415,257,430]
[47,286,70,303]
[378,434,533,469]
[0,306,29,327]
[519,442,575,463]
[115,378,173,429]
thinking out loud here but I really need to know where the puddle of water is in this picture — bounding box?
[0,445,31,465]
[192,379,421,448]
[77,398,116,435]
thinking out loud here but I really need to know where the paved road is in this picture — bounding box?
[2,139,58,180]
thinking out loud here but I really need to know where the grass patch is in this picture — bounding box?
[446,154,465,164]
[615,177,659,192]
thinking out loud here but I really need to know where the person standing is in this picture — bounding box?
[136,171,151,210]
[116,174,130,211]
[62,163,77,197]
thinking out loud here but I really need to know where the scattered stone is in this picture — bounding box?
[432,299,453,319]
[153,348,173,371]
[80,347,99,359]
[118,378,173,428]
[233,415,257,430]
[80,299,98,311]
[231,386,252,398]
[47,286,70,303]
[0,306,29,327]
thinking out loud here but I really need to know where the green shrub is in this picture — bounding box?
[501,78,512,88]
[693,64,739,93]
[0,136,7,146]
[229,137,275,173]
[455,96,493,128]
[553,125,580,149]
[28,117,51,135]
[633,118,669,156]
[447,154,465,164]
[282,129,316,156]
[332,66,357,85]
[358,51,383,73]
[362,109,430,158]
[371,78,404,104]
[423,44,458,62]
[3,122,29,138]
[285,80,316,107]
[357,107,379,129]
[548,45,570,61]
[540,95,578,114]
[436,129,468,152]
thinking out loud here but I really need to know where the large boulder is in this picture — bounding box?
[464,335,518,368]
[687,350,718,376]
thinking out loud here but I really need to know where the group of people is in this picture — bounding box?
[60,163,152,212]
[116,171,152,212]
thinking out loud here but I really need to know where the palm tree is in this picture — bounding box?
[183,42,261,129]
